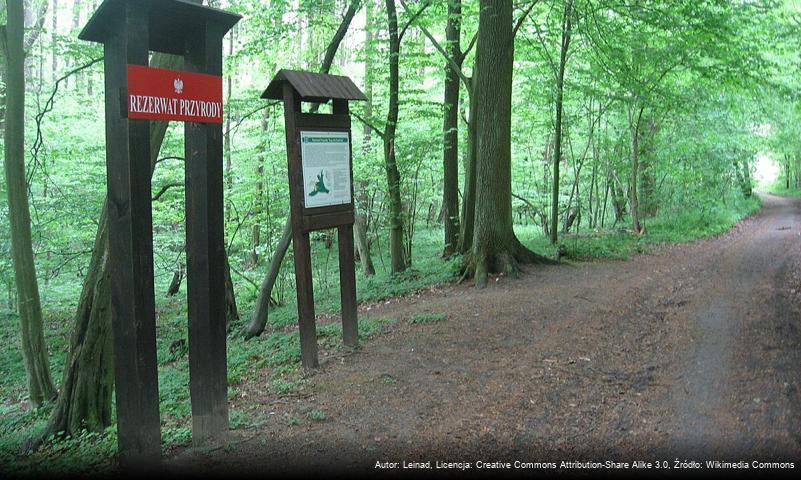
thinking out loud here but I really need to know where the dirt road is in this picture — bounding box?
[170,193,801,474]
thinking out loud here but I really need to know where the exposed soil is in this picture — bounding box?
[169,193,801,475]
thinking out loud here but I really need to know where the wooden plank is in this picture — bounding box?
[338,224,358,347]
[331,99,358,347]
[302,211,354,232]
[295,112,350,130]
[184,22,229,445]
[301,203,354,218]
[284,83,319,369]
[104,3,161,468]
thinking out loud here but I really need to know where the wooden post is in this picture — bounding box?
[283,83,319,369]
[103,2,161,468]
[333,99,358,347]
[185,23,229,444]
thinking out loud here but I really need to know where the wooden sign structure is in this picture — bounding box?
[263,71,367,369]
[79,0,240,468]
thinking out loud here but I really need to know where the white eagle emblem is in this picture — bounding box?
[174,78,184,94]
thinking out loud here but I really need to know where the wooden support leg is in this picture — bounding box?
[292,232,319,369]
[104,3,161,469]
[185,24,229,446]
[338,224,358,347]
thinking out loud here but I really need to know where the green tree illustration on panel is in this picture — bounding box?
[309,171,330,196]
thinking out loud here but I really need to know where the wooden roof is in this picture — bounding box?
[262,70,367,103]
[79,0,241,56]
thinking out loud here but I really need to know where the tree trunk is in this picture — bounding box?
[550,0,572,245]
[51,0,57,81]
[242,218,291,340]
[71,0,82,89]
[247,109,267,268]
[354,212,375,276]
[458,82,476,254]
[638,115,658,217]
[384,0,408,273]
[441,0,462,257]
[3,0,57,408]
[629,105,645,233]
[467,0,554,288]
[362,0,373,153]
[224,26,234,194]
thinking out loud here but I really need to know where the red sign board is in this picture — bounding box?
[127,65,223,124]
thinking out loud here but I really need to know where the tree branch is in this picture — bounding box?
[152,182,184,202]
[29,57,104,187]
[399,0,471,92]
[22,0,47,55]
[463,31,478,58]
[155,156,185,166]
[513,0,540,39]
[398,0,431,43]
[352,111,386,140]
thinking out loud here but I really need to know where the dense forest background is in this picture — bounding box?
[1,0,801,472]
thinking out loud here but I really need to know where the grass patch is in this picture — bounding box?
[409,312,445,325]
[306,409,327,422]
[765,180,801,198]
[519,196,761,261]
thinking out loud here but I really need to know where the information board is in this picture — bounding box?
[300,130,352,208]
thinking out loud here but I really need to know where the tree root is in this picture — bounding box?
[460,238,558,288]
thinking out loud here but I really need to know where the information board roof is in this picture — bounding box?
[262,70,368,103]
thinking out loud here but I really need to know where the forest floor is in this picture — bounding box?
[169,193,801,475]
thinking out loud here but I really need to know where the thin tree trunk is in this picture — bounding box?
[71,0,82,89]
[384,0,407,273]
[354,212,375,276]
[224,27,234,194]
[629,105,645,233]
[50,0,57,81]
[242,218,291,340]
[362,0,373,153]
[248,110,267,268]
[3,0,57,408]
[550,0,572,245]
[441,0,462,257]
[458,83,476,254]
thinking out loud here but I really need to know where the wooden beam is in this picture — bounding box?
[184,21,229,445]
[104,3,161,468]
[284,83,319,369]
[332,99,358,347]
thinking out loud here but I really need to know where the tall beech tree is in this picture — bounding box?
[2,0,57,408]
[466,0,553,288]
